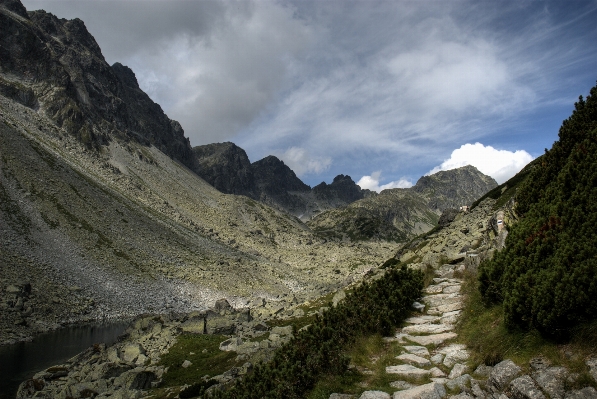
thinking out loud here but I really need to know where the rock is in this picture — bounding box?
[360,391,391,399]
[403,324,454,334]
[425,285,445,294]
[87,362,131,381]
[471,381,486,399]
[509,375,546,399]
[271,325,293,336]
[422,294,462,308]
[181,317,206,334]
[114,369,156,390]
[431,354,444,365]
[333,290,346,307]
[435,302,464,313]
[403,346,430,358]
[120,343,145,363]
[586,358,597,383]
[391,381,417,390]
[450,394,474,399]
[181,360,192,368]
[412,302,426,312]
[386,365,431,379]
[392,382,447,399]
[397,353,432,368]
[532,367,568,399]
[16,379,45,399]
[253,322,269,331]
[206,315,236,335]
[407,333,457,346]
[405,316,441,325]
[430,367,447,378]
[449,364,469,379]
[251,297,266,308]
[214,298,234,313]
[529,357,551,371]
[446,374,471,391]
[564,387,597,399]
[473,364,492,378]
[488,360,522,391]
[443,351,470,368]
[220,337,242,352]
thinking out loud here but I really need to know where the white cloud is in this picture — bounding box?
[428,143,534,184]
[357,171,413,193]
[277,147,331,177]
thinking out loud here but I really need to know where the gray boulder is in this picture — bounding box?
[488,360,522,390]
[564,387,597,399]
[360,391,391,399]
[532,366,568,399]
[509,375,546,399]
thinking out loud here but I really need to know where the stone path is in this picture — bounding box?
[379,263,469,399]
[335,263,597,399]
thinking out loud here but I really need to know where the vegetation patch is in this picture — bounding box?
[158,334,242,388]
[457,270,597,384]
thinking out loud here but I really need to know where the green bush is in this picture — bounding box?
[479,82,597,339]
[212,266,423,399]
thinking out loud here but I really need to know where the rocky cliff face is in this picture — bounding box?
[307,166,497,241]
[192,142,374,220]
[0,2,196,167]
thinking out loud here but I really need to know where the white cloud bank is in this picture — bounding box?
[428,143,533,184]
[357,171,413,193]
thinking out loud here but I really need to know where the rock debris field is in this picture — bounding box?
[332,263,597,399]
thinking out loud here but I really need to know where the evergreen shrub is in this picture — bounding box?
[479,82,597,339]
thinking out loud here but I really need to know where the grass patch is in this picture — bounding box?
[307,334,425,398]
[158,334,242,388]
[457,270,597,381]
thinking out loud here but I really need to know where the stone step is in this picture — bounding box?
[402,323,454,334]
[404,315,441,325]
[396,353,431,368]
[392,382,446,399]
[406,332,457,346]
[422,294,462,308]
[402,345,430,358]
[428,301,463,314]
[386,364,431,379]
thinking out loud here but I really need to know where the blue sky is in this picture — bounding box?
[23,0,597,188]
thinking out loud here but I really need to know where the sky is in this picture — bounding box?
[22,0,597,189]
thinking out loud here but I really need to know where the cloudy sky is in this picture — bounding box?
[23,0,597,189]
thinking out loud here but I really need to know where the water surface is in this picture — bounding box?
[0,321,129,399]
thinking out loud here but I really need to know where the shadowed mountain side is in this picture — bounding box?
[308,166,497,241]
[0,3,196,167]
[192,142,376,220]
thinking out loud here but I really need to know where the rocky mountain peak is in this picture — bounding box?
[111,62,140,89]
[1,0,27,18]
[313,174,367,203]
[412,165,497,212]
[0,0,196,168]
[252,156,310,193]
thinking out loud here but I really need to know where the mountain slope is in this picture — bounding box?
[308,166,498,241]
